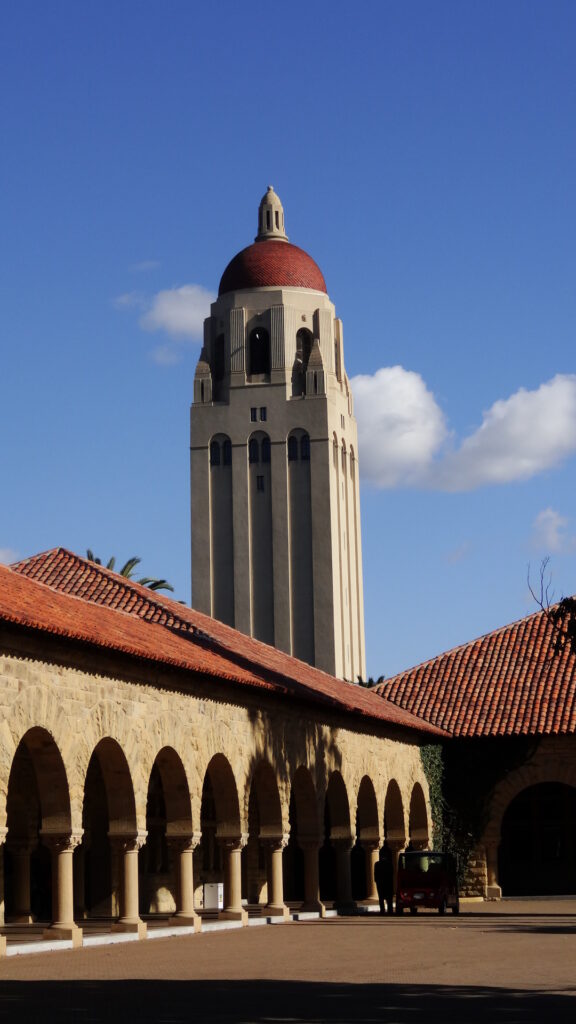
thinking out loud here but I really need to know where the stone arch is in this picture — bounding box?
[4,727,72,922]
[284,766,319,903]
[352,775,380,901]
[203,753,241,838]
[486,760,576,844]
[244,760,283,905]
[139,747,194,916]
[7,727,71,835]
[384,779,406,843]
[81,737,138,919]
[320,771,352,903]
[409,782,429,848]
[498,782,576,896]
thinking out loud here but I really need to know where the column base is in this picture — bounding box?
[0,936,6,958]
[172,913,202,932]
[300,900,326,916]
[485,885,502,900]
[219,908,249,925]
[112,919,148,939]
[266,904,290,920]
[335,900,357,914]
[7,914,34,925]
[43,923,83,947]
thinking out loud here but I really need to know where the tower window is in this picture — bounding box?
[256,475,265,492]
[261,437,271,463]
[210,440,220,466]
[259,407,267,421]
[249,438,259,464]
[249,328,271,376]
[222,439,232,466]
[266,210,271,229]
[287,435,298,462]
[251,407,257,422]
[300,434,310,461]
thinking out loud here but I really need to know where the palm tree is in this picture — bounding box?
[86,551,174,593]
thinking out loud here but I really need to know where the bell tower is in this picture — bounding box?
[190,187,366,681]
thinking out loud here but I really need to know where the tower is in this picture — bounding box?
[191,187,365,681]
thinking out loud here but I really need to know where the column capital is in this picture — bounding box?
[360,838,382,852]
[332,836,355,853]
[262,833,290,852]
[298,835,322,852]
[41,831,84,853]
[109,831,148,854]
[167,832,202,854]
[218,833,248,853]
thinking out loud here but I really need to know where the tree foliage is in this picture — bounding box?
[86,550,174,593]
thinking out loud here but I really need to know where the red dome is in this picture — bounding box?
[219,240,327,296]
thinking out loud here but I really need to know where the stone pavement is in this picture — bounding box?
[1,900,576,1023]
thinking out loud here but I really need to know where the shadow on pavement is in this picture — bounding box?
[0,979,575,1023]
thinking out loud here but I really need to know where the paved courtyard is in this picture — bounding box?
[1,900,576,1023]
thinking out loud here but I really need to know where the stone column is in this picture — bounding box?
[362,841,381,903]
[219,835,248,924]
[6,840,34,924]
[0,828,7,956]
[111,833,147,938]
[168,833,202,931]
[484,839,502,900]
[333,838,354,909]
[265,836,289,919]
[42,833,83,947]
[299,838,324,914]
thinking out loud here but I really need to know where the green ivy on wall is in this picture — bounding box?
[420,736,539,879]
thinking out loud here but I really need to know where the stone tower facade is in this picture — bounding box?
[190,187,365,681]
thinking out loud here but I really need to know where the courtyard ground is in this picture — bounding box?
[1,899,575,1023]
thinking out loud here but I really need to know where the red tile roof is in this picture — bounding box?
[219,241,327,295]
[7,550,443,735]
[373,605,576,737]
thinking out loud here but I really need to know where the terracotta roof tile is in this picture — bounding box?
[373,606,576,737]
[7,550,444,735]
[219,241,327,295]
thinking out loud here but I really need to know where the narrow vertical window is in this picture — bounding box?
[249,328,271,376]
[222,439,232,466]
[288,435,298,462]
[249,438,259,464]
[259,407,267,421]
[256,475,265,492]
[250,407,257,422]
[210,440,220,466]
[261,437,271,463]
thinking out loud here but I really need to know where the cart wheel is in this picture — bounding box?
[410,906,418,915]
[438,899,447,915]
[395,905,404,915]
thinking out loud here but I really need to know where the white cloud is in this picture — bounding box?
[436,374,576,491]
[0,548,19,564]
[532,508,576,554]
[351,367,449,487]
[352,371,576,491]
[140,284,215,339]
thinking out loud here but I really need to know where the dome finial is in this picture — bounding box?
[256,186,288,243]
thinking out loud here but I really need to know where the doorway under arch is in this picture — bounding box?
[498,782,576,895]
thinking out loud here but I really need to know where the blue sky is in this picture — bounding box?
[1,0,575,678]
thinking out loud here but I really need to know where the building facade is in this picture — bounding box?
[190,187,365,682]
